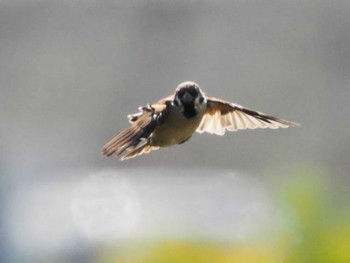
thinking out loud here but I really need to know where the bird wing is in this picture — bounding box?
[197,97,299,135]
[101,99,170,160]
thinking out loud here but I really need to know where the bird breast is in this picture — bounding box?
[150,103,206,147]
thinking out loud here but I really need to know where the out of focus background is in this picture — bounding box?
[1,1,350,262]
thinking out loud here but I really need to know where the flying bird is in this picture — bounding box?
[102,81,299,160]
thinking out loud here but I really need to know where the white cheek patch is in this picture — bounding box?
[194,97,206,112]
[174,96,182,107]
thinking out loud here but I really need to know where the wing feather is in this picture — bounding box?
[101,101,168,159]
[197,97,299,135]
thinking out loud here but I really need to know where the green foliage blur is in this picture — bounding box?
[98,169,350,263]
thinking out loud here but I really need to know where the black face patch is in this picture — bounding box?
[173,84,203,118]
[177,86,198,101]
[183,102,197,118]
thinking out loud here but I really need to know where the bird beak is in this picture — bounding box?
[182,92,193,103]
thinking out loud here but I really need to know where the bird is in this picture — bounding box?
[101,81,299,160]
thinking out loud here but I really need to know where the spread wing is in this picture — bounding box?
[197,97,299,135]
[101,99,169,160]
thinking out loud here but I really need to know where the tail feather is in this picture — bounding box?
[101,126,142,157]
[121,143,159,160]
[101,125,159,159]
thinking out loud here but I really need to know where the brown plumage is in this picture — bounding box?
[101,103,166,159]
[101,81,299,160]
[197,97,299,135]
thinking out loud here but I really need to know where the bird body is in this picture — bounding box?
[102,81,299,160]
[151,100,206,147]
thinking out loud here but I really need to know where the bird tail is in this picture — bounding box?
[101,126,140,157]
[121,142,159,160]
[101,125,159,160]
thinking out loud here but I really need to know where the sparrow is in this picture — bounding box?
[102,81,299,160]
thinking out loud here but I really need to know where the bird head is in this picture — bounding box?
[173,81,206,107]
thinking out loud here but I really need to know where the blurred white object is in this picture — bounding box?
[71,171,140,241]
[7,168,274,258]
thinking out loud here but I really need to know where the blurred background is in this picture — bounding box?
[1,0,350,262]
